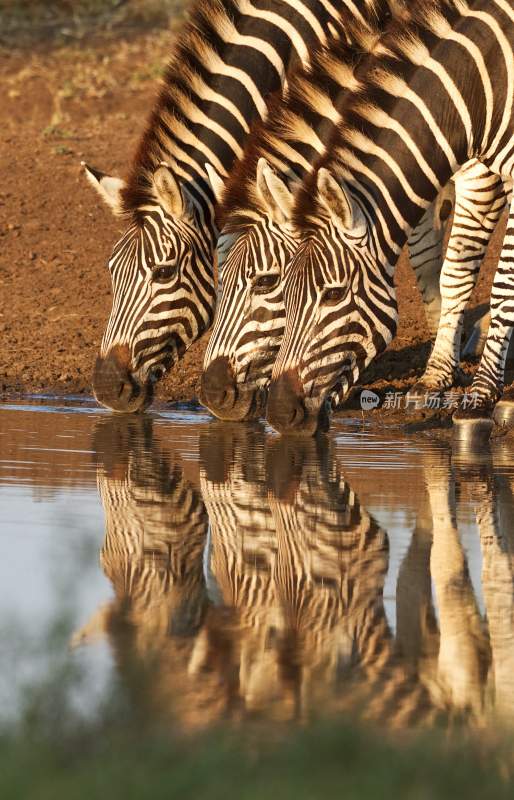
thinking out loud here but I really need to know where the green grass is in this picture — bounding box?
[2,716,514,800]
[1,613,513,800]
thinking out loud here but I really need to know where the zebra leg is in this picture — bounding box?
[453,194,514,441]
[471,471,514,722]
[428,454,489,716]
[413,162,507,394]
[463,178,513,357]
[406,182,454,338]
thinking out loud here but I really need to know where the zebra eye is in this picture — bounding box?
[152,264,177,283]
[321,286,346,306]
[252,273,280,293]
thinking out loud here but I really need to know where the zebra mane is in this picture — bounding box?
[120,0,257,217]
[218,0,417,231]
[292,0,466,229]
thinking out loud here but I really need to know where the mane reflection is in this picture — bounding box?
[74,418,514,732]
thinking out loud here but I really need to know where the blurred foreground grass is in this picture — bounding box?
[1,586,514,799]
[2,717,514,800]
[0,0,186,44]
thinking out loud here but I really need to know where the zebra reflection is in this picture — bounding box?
[450,446,514,724]
[74,417,514,730]
[73,416,210,728]
[200,428,438,725]
[398,444,514,727]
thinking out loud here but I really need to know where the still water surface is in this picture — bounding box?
[1,399,514,732]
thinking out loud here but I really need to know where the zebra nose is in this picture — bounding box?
[200,357,237,414]
[266,372,307,434]
[93,350,149,413]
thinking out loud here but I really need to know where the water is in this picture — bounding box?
[1,399,514,733]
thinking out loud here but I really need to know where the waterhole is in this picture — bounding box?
[1,398,513,732]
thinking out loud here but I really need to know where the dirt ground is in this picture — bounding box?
[0,17,507,413]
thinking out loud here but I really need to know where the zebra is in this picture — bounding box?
[413,160,512,394]
[201,0,460,421]
[200,426,445,725]
[72,415,210,726]
[85,0,380,413]
[265,0,514,440]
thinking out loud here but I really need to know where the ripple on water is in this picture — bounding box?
[1,399,514,733]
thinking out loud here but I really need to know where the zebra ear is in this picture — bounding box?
[204,163,226,204]
[316,168,365,233]
[256,157,294,224]
[69,604,111,648]
[82,162,126,216]
[153,162,188,217]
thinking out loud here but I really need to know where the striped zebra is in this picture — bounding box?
[201,1,462,421]
[72,416,210,725]
[266,436,445,726]
[200,427,442,725]
[265,0,514,440]
[414,160,512,393]
[85,0,379,413]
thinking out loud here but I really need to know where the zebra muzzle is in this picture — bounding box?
[267,371,333,436]
[200,357,238,413]
[93,350,152,413]
[200,356,261,421]
[267,371,309,435]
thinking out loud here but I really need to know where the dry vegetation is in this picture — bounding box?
[0,0,185,44]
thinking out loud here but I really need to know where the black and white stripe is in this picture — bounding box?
[82,417,208,647]
[85,0,367,413]
[201,0,461,422]
[266,0,514,436]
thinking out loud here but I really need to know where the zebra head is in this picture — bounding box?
[267,168,397,436]
[85,162,216,413]
[200,159,297,421]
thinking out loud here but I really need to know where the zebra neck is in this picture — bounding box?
[221,0,405,221]
[124,0,358,217]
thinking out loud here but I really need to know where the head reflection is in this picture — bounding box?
[74,415,209,727]
[76,418,514,731]
[200,428,437,726]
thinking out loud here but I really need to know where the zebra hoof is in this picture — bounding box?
[493,399,514,428]
[452,411,494,446]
